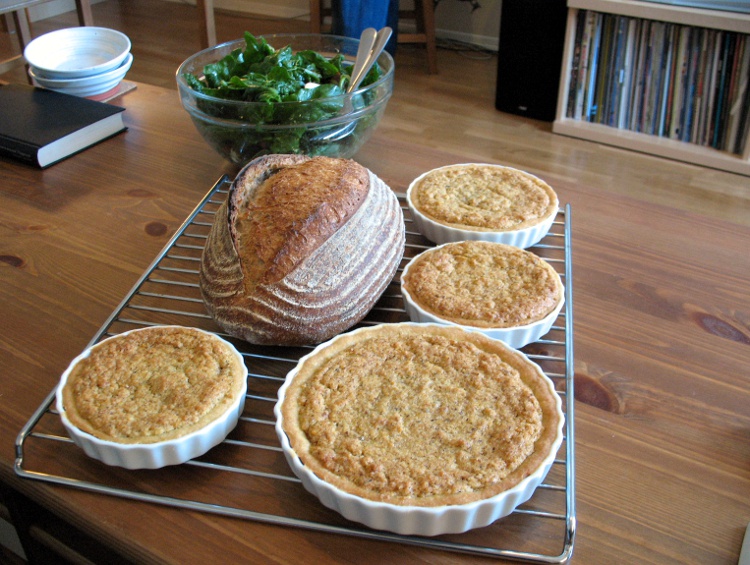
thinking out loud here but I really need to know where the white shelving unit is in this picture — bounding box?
[553,0,750,176]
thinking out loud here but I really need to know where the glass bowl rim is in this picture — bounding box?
[175,33,395,109]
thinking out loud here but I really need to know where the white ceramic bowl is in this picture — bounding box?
[406,164,559,248]
[29,53,133,98]
[401,241,565,349]
[24,27,131,79]
[56,325,248,470]
[274,322,565,536]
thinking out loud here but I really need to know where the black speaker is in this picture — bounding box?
[495,0,568,122]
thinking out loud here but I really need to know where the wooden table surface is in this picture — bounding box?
[1,82,748,564]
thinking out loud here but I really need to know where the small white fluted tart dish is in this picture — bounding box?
[406,163,559,248]
[401,240,564,349]
[56,325,247,470]
[275,322,564,536]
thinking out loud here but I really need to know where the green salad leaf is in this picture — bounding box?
[182,32,386,162]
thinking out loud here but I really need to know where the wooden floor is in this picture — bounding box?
[1,0,748,226]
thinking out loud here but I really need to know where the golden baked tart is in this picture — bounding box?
[401,241,565,348]
[275,323,564,535]
[407,163,559,248]
[56,325,247,469]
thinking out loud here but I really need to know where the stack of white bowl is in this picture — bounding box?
[24,27,133,99]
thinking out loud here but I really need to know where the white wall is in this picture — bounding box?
[433,0,501,50]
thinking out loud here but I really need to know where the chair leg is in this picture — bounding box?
[399,0,438,74]
[11,9,32,49]
[310,0,322,33]
[73,0,94,26]
[417,0,438,74]
[197,0,216,49]
[5,10,33,84]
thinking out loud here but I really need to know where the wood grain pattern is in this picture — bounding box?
[0,1,749,564]
[1,0,748,227]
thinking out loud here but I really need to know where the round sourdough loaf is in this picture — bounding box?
[200,154,405,346]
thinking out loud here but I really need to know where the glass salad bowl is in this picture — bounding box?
[176,33,395,165]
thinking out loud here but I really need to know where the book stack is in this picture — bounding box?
[565,10,750,156]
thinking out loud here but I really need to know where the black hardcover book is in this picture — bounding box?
[0,83,126,168]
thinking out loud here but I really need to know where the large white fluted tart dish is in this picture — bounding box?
[274,322,564,536]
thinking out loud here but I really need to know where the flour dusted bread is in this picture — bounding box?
[200,155,405,346]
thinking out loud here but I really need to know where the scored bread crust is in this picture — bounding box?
[200,154,405,346]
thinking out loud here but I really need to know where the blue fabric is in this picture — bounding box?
[330,0,399,55]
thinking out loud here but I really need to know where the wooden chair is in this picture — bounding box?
[196,0,216,50]
[0,0,94,78]
[195,0,437,74]
[309,0,438,74]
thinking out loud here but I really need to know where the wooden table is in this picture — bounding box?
[1,82,748,564]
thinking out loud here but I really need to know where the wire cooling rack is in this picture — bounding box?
[16,176,576,563]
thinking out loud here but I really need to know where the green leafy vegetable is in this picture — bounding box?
[182,32,386,162]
